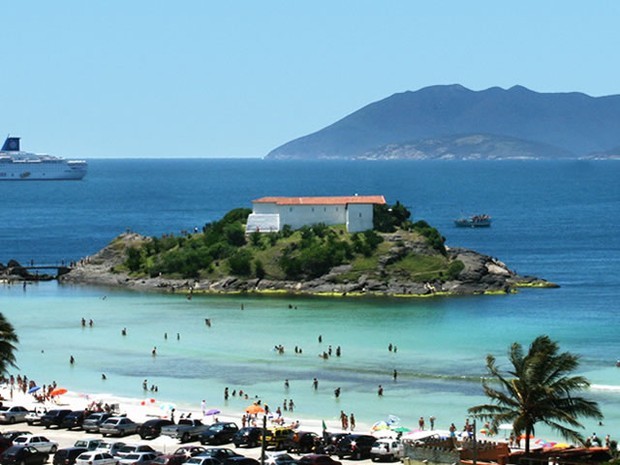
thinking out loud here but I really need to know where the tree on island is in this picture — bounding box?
[0,313,18,374]
[468,335,602,454]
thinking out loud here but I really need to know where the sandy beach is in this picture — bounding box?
[0,384,406,465]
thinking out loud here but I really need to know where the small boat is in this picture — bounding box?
[454,214,492,228]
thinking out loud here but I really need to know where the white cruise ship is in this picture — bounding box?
[0,136,87,180]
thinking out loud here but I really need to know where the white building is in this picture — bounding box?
[245,195,386,233]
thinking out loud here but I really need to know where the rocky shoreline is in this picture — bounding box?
[52,232,557,297]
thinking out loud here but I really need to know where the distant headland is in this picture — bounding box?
[53,197,556,297]
[266,84,620,160]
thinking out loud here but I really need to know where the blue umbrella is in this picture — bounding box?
[27,386,41,394]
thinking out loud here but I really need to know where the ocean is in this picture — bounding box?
[1,159,619,440]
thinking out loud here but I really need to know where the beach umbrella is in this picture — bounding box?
[387,415,401,425]
[50,387,67,396]
[551,443,571,449]
[160,402,176,411]
[205,408,220,416]
[391,426,411,433]
[372,420,389,431]
[245,404,265,415]
[27,386,41,394]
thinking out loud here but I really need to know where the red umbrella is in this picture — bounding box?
[50,387,67,396]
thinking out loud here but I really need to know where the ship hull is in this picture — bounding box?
[0,161,87,180]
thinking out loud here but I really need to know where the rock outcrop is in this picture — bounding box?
[59,233,557,297]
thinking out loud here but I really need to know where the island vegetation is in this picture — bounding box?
[57,202,554,297]
[117,201,462,283]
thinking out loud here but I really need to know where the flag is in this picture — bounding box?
[322,419,327,431]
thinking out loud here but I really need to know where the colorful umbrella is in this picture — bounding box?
[205,408,221,416]
[50,387,67,396]
[391,426,411,433]
[27,386,41,394]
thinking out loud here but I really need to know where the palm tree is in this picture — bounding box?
[468,335,602,454]
[0,313,18,374]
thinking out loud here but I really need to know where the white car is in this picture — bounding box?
[0,406,29,424]
[76,452,119,465]
[95,441,127,457]
[13,434,59,453]
[118,452,159,465]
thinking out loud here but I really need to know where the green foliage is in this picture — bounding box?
[446,260,465,280]
[126,247,142,273]
[468,335,602,454]
[224,223,246,247]
[412,220,446,255]
[229,250,253,276]
[255,259,266,279]
[250,231,262,247]
[373,201,411,232]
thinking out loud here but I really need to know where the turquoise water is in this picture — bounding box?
[1,160,619,440]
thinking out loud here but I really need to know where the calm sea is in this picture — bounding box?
[1,160,619,439]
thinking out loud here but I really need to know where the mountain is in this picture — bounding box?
[266,85,620,160]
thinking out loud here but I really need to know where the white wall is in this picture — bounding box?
[251,202,376,232]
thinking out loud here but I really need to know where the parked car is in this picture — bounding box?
[222,458,260,465]
[321,434,347,455]
[61,411,87,430]
[1,431,32,443]
[0,406,29,424]
[12,435,58,453]
[297,455,341,465]
[232,428,262,448]
[149,456,182,465]
[40,409,72,429]
[263,452,298,465]
[160,419,209,443]
[285,432,319,454]
[99,417,140,437]
[118,453,159,465]
[83,413,113,433]
[184,458,220,465]
[0,437,12,456]
[336,435,376,460]
[195,449,242,462]
[53,447,88,465]
[263,428,293,450]
[170,447,205,461]
[114,446,160,459]
[137,419,174,440]
[25,408,48,426]
[75,452,118,465]
[369,439,404,462]
[73,439,103,452]
[0,445,49,465]
[199,422,239,445]
[94,442,126,457]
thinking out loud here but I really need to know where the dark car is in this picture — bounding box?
[0,437,13,455]
[171,447,206,461]
[1,432,32,443]
[138,419,175,440]
[196,448,242,462]
[61,411,87,430]
[322,433,347,455]
[222,458,259,465]
[0,445,48,465]
[297,455,341,465]
[150,455,186,465]
[232,428,262,448]
[199,422,239,445]
[336,434,376,460]
[41,409,73,429]
[53,447,88,465]
[285,432,319,454]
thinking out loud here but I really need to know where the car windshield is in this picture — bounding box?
[125,454,141,460]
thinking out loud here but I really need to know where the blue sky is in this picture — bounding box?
[1,1,618,158]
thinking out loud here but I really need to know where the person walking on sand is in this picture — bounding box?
[350,413,356,431]
[201,399,206,416]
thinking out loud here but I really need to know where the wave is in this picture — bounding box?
[590,384,620,392]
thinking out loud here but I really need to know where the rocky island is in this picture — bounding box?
[56,204,556,297]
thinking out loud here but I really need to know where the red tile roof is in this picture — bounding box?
[253,195,386,206]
